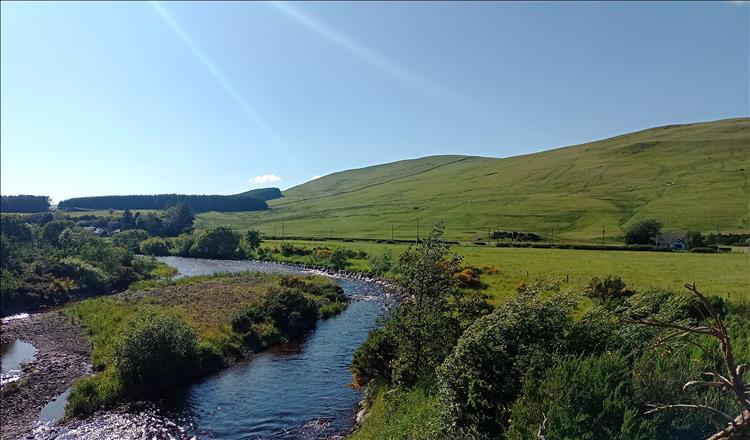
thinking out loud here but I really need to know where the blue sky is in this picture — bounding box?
[1,1,748,203]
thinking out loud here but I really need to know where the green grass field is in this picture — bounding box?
[261,239,750,303]
[195,118,749,243]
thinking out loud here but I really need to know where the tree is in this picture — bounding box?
[245,229,262,250]
[162,202,194,236]
[189,226,241,259]
[389,222,462,386]
[121,209,135,229]
[41,220,74,247]
[686,230,706,249]
[624,218,662,245]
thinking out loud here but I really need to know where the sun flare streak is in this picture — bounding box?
[150,1,285,152]
[269,1,483,120]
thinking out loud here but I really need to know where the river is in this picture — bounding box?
[36,257,387,439]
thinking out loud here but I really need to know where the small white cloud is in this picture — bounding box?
[728,1,749,5]
[310,175,322,180]
[249,174,282,184]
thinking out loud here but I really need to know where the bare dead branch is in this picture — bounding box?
[644,403,735,422]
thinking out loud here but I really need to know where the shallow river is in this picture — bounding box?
[38,257,386,439]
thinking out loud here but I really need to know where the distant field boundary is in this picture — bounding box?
[261,235,746,254]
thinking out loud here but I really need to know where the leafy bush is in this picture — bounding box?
[280,242,312,257]
[189,226,241,259]
[56,257,108,290]
[330,248,351,270]
[351,327,396,388]
[115,313,198,391]
[584,275,634,308]
[112,229,150,252]
[437,292,576,438]
[232,286,320,350]
[368,250,393,275]
[139,237,170,256]
[508,353,657,440]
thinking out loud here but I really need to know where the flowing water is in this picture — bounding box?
[38,257,386,439]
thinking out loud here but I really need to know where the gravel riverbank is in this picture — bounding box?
[0,311,92,440]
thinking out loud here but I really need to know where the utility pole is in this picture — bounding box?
[391,225,394,241]
[602,226,605,245]
[488,226,491,244]
[416,218,420,243]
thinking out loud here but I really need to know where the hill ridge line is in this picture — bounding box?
[272,156,473,208]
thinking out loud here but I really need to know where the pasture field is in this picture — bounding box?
[262,239,750,303]
[196,119,749,243]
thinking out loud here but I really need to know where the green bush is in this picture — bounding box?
[508,353,657,440]
[437,293,575,438]
[368,250,393,275]
[111,229,150,252]
[189,226,241,259]
[351,327,396,388]
[139,237,170,256]
[114,313,198,391]
[232,287,320,350]
[584,275,634,308]
[56,257,108,290]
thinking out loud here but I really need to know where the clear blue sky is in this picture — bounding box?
[2,1,748,203]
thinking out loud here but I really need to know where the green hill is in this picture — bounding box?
[195,118,750,242]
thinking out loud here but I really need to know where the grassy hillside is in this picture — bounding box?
[196,118,749,242]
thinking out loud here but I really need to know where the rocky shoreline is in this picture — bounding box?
[0,311,92,440]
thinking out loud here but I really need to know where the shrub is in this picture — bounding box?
[280,242,311,257]
[114,313,198,391]
[351,327,396,388]
[189,226,241,259]
[139,237,170,256]
[508,353,657,440]
[584,275,634,308]
[368,250,393,275]
[56,257,108,290]
[330,248,351,270]
[453,267,485,290]
[437,292,576,438]
[689,246,716,253]
[111,229,150,252]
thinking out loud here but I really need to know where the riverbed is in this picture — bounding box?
[33,257,387,439]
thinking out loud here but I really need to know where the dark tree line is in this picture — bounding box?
[1,195,51,213]
[57,193,270,213]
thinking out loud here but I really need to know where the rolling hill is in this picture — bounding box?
[195,118,750,242]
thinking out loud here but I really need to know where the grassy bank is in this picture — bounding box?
[258,239,749,304]
[63,272,345,416]
[350,386,441,440]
